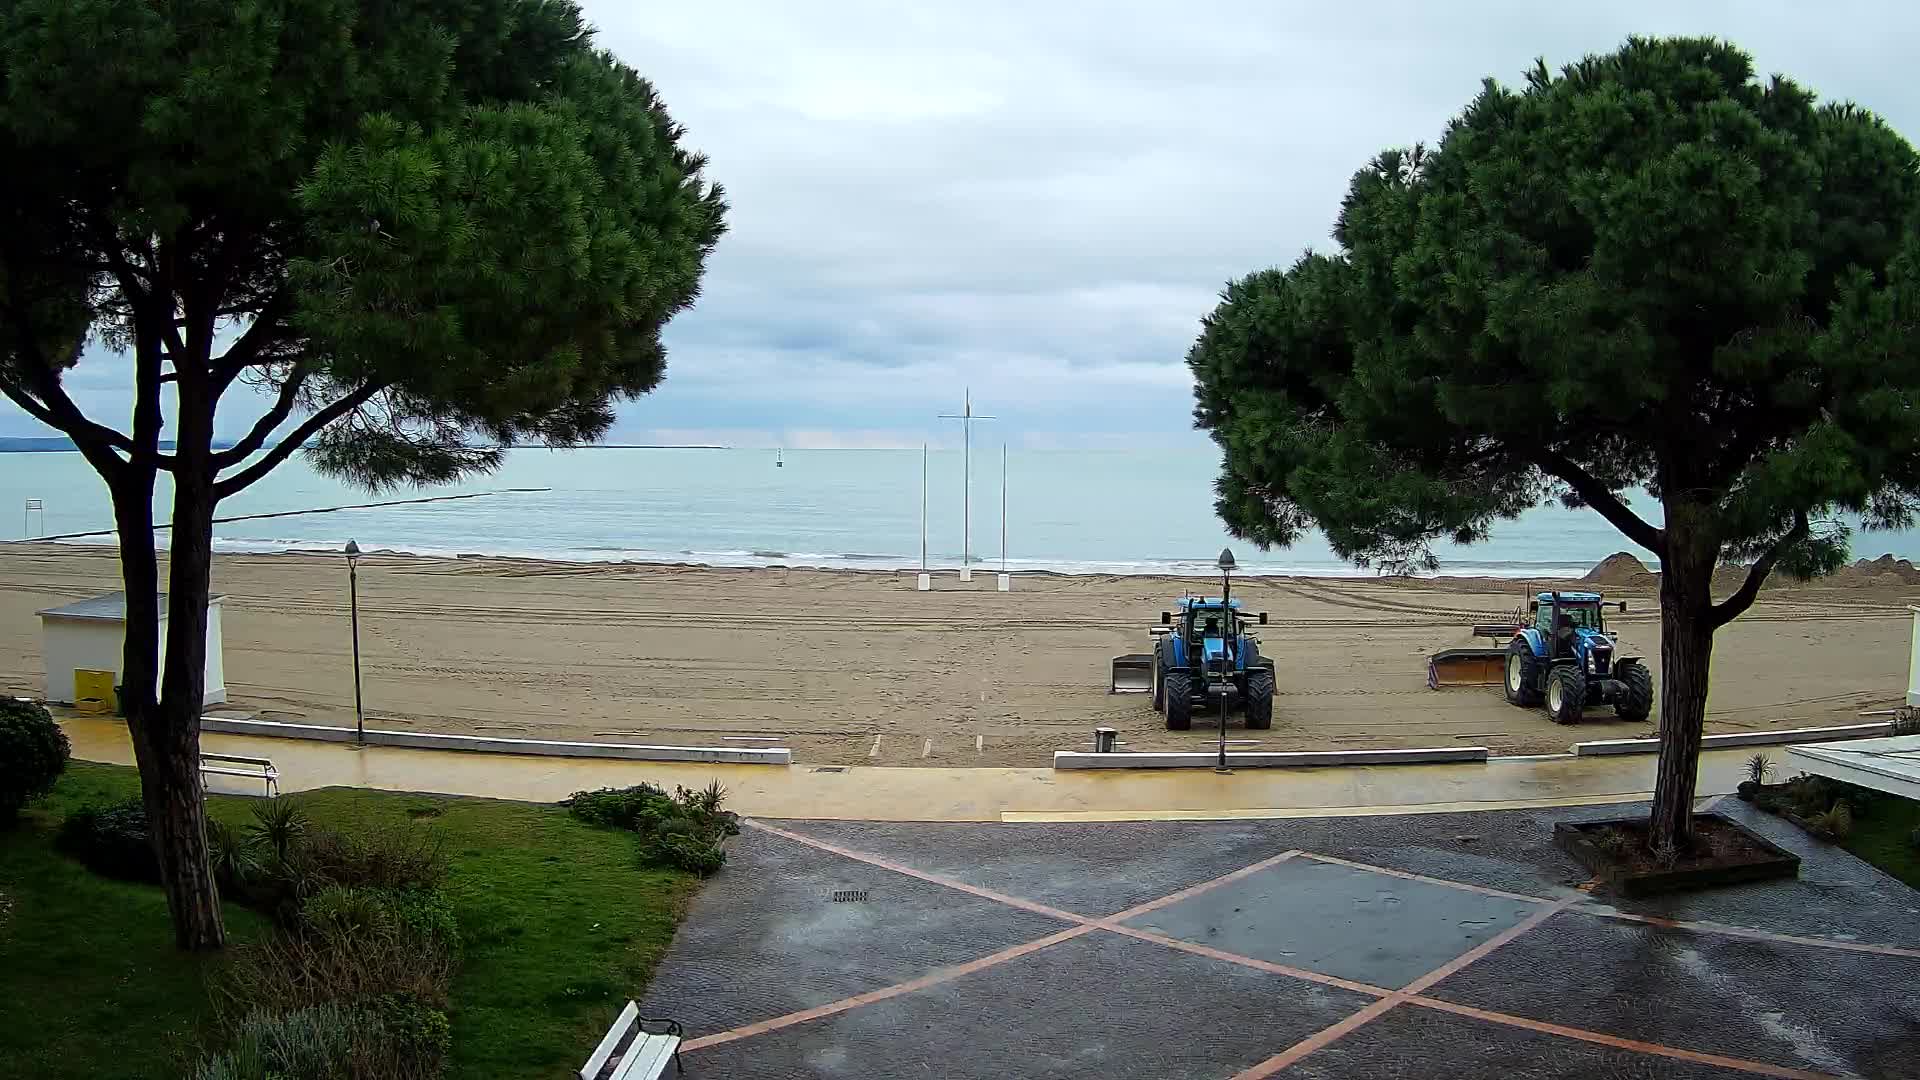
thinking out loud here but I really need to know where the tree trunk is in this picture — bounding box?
[153,389,226,950]
[1648,508,1719,854]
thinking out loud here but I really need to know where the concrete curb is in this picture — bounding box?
[197,716,792,765]
[1052,746,1488,770]
[1571,721,1892,757]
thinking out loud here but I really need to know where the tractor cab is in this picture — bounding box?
[1532,592,1609,660]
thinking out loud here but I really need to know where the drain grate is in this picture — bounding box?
[831,889,869,903]
[812,766,849,774]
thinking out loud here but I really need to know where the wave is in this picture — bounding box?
[48,534,1591,578]
[39,527,1595,579]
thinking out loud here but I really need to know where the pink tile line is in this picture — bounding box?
[743,819,1093,925]
[702,821,1872,1078]
[1409,998,1840,1080]
[1229,897,1577,1080]
[685,823,1309,1052]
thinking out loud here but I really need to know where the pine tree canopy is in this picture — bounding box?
[1191,36,1920,607]
[0,0,726,490]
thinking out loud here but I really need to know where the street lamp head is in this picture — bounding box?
[1217,548,1236,573]
[344,539,360,562]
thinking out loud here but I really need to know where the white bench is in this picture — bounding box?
[580,1001,683,1079]
[199,752,278,798]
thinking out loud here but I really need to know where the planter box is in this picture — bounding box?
[1553,813,1800,897]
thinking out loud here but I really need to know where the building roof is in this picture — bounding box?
[1785,734,1920,800]
[36,591,226,622]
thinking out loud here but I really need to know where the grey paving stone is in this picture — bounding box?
[778,818,1303,915]
[683,928,1377,1079]
[638,828,1070,1036]
[1427,909,1920,1079]
[1122,857,1540,989]
[1281,1002,1753,1079]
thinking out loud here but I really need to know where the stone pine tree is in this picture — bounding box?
[1189,37,1920,853]
[0,0,725,948]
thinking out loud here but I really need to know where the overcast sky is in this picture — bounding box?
[7,1,1918,449]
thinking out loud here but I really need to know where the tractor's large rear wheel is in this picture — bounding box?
[1163,671,1193,731]
[1615,660,1653,722]
[1504,639,1541,706]
[1547,665,1586,725]
[1244,668,1274,730]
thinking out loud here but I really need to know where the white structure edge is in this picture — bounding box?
[1571,721,1893,757]
[1053,746,1488,770]
[198,716,790,764]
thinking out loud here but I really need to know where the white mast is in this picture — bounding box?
[920,442,928,570]
[1000,443,1007,573]
[939,389,994,581]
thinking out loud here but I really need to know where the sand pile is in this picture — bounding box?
[1821,554,1920,588]
[1582,552,1653,586]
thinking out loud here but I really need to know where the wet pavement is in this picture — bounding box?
[639,799,1920,1079]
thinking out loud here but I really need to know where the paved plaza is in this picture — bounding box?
[640,799,1920,1079]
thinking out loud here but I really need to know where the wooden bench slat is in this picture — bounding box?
[580,1001,640,1080]
[611,1033,679,1080]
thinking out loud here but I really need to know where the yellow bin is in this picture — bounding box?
[74,669,117,715]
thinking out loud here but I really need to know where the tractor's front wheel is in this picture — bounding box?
[1245,668,1274,730]
[1163,671,1193,731]
[1504,639,1542,706]
[1615,660,1653,722]
[1547,665,1586,725]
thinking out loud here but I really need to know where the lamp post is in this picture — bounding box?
[1215,547,1236,774]
[345,539,365,745]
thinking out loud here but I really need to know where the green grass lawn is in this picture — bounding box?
[1843,791,1920,889]
[0,762,701,1080]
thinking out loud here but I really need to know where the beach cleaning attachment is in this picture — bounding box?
[1426,623,1525,688]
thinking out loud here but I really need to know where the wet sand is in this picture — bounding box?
[1,543,1911,766]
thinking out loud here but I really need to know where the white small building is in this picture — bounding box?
[37,591,227,707]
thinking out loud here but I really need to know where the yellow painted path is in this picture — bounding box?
[60,717,1769,822]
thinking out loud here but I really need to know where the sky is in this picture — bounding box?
[7,0,1920,450]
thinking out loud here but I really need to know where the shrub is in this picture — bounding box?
[563,783,672,830]
[1807,801,1854,841]
[290,826,449,895]
[0,698,69,822]
[1894,708,1920,737]
[1744,754,1773,784]
[565,780,738,874]
[209,819,264,893]
[299,886,459,955]
[247,798,309,863]
[644,832,727,876]
[367,991,451,1073]
[193,998,448,1080]
[217,905,457,1017]
[194,1003,357,1080]
[56,799,159,882]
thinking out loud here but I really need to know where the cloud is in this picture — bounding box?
[7,1,1920,447]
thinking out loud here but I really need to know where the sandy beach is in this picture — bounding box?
[1,543,1914,766]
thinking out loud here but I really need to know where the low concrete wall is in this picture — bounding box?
[1571,721,1892,757]
[1053,746,1488,770]
[197,716,792,765]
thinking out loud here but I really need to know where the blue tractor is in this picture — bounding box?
[1111,597,1275,730]
[1501,591,1653,725]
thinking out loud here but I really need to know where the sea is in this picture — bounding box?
[4,447,1918,578]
